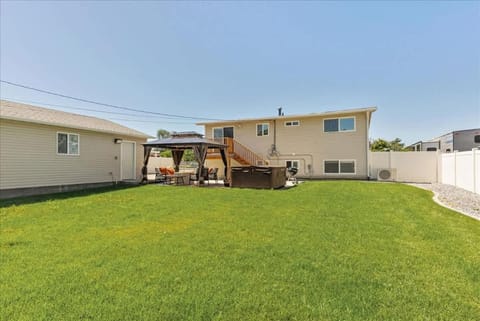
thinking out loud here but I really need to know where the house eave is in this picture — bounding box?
[196,106,378,126]
[0,115,152,139]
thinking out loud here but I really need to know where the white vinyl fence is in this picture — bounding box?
[369,149,479,195]
[369,151,440,183]
[440,149,479,194]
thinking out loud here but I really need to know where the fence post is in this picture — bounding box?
[473,148,478,194]
[453,150,457,187]
[389,150,392,169]
[436,150,440,183]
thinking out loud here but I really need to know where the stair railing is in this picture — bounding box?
[224,137,264,165]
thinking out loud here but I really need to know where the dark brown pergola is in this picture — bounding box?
[141,132,229,185]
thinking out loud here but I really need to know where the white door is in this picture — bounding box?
[121,142,136,180]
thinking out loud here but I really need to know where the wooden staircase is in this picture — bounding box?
[207,137,264,166]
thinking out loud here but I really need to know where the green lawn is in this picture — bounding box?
[1,181,479,321]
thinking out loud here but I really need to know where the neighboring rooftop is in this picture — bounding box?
[0,99,151,138]
[196,106,377,125]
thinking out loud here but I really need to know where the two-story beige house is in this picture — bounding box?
[198,106,377,179]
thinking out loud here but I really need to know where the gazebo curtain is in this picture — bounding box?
[219,147,228,182]
[171,149,184,172]
[141,146,153,183]
[193,145,208,183]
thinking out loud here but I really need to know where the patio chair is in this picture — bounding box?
[208,168,219,183]
[154,168,167,184]
[190,168,199,183]
[190,168,210,185]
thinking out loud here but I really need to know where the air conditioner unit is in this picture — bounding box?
[377,168,397,181]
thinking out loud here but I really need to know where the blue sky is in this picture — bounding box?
[1,1,479,144]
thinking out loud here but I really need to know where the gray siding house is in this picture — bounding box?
[0,100,150,199]
[407,128,480,153]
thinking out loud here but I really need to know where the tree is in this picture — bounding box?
[157,129,171,139]
[370,138,391,151]
[156,128,196,162]
[370,138,406,151]
[389,138,405,151]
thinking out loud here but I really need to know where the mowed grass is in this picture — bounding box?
[1,181,479,321]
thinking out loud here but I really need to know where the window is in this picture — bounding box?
[324,160,355,174]
[324,117,355,132]
[426,147,437,152]
[213,128,223,140]
[475,135,480,143]
[213,127,234,141]
[285,120,300,127]
[324,119,338,132]
[57,132,79,155]
[286,160,299,169]
[256,123,269,136]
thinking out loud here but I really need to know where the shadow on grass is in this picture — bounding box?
[0,184,140,208]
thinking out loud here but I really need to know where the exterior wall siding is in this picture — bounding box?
[452,129,480,152]
[204,111,370,179]
[0,119,146,190]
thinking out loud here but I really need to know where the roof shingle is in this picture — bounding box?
[0,99,151,138]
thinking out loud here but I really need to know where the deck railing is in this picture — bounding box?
[224,137,264,165]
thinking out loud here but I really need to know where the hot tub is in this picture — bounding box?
[231,166,286,189]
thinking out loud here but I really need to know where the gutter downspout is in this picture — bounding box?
[273,119,277,153]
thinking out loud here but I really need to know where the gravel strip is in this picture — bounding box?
[408,183,480,221]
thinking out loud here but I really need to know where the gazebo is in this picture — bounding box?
[141,132,229,185]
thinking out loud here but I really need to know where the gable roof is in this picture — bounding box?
[0,99,151,139]
[196,106,377,126]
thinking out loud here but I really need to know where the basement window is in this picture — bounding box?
[324,160,355,174]
[57,132,80,155]
[285,160,299,169]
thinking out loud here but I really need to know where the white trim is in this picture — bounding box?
[284,120,300,127]
[120,140,136,180]
[196,106,377,126]
[256,123,270,137]
[56,131,80,156]
[323,159,357,175]
[323,116,356,133]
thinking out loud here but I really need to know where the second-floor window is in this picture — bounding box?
[257,123,269,136]
[57,132,80,155]
[285,120,300,127]
[324,117,355,132]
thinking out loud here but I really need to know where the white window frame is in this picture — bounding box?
[323,116,356,133]
[56,132,80,156]
[323,159,356,175]
[284,120,300,127]
[212,127,224,140]
[285,160,299,169]
[256,123,270,137]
